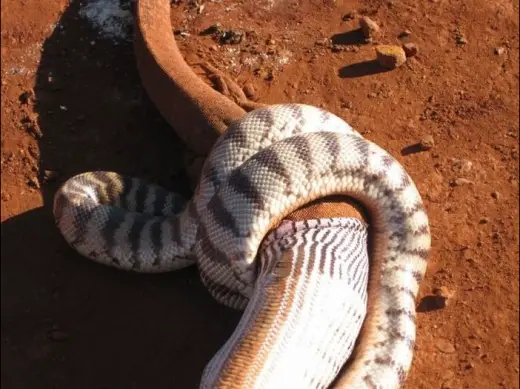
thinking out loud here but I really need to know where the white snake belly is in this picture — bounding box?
[53,104,431,388]
[200,218,370,389]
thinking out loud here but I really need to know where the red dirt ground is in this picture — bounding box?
[1,0,519,388]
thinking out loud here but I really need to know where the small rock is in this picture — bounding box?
[219,29,245,45]
[342,12,356,21]
[23,120,43,139]
[430,287,455,309]
[491,191,500,199]
[451,158,473,173]
[402,42,419,57]
[19,89,35,105]
[375,45,407,69]
[315,38,330,46]
[456,35,467,45]
[331,44,344,53]
[435,338,456,354]
[419,134,435,150]
[494,46,506,55]
[48,329,69,342]
[452,177,473,186]
[253,68,274,81]
[479,217,489,224]
[359,16,380,39]
[43,170,59,183]
[433,285,455,303]
[27,176,40,189]
[398,29,412,38]
[266,38,276,46]
[454,177,474,186]
[341,101,353,109]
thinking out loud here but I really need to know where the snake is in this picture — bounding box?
[53,103,431,388]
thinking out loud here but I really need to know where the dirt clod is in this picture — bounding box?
[218,29,245,45]
[331,44,344,53]
[342,12,356,21]
[433,286,455,304]
[375,45,407,69]
[451,158,473,173]
[402,42,419,57]
[456,35,467,45]
[42,169,59,183]
[26,176,40,189]
[452,177,474,186]
[435,338,456,354]
[398,29,412,38]
[19,89,35,105]
[419,134,435,150]
[494,46,506,55]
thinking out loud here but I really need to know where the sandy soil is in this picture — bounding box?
[1,0,519,388]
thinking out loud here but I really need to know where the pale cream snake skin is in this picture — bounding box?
[53,104,431,388]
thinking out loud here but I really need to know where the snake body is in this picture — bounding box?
[54,104,430,388]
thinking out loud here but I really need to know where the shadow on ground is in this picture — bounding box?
[1,1,240,388]
[330,28,367,46]
[338,60,391,78]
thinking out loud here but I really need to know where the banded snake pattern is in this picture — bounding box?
[53,104,431,388]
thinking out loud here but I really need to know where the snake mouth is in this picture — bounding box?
[133,0,246,156]
[200,219,370,389]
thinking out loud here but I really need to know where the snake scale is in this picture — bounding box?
[53,104,430,388]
